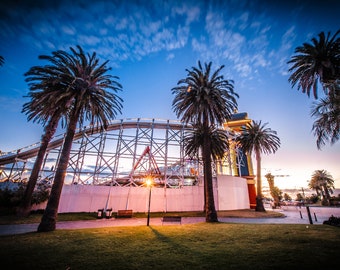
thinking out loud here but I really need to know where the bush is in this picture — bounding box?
[323,215,340,227]
[305,194,319,204]
[329,195,340,206]
[31,182,50,204]
[0,181,50,212]
[0,182,25,208]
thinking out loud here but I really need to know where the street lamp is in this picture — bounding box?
[146,177,153,226]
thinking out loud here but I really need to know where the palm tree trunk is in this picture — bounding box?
[203,134,218,222]
[16,115,59,218]
[38,112,79,232]
[255,149,266,212]
[323,184,331,206]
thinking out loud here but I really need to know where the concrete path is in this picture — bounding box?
[1,206,339,236]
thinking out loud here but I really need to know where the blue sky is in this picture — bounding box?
[0,0,339,189]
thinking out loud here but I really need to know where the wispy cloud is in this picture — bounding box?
[277,26,297,75]
[0,0,318,82]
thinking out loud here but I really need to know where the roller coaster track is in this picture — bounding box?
[0,118,209,186]
[0,118,187,166]
[0,118,247,186]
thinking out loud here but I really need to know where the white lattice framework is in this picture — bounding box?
[0,118,243,187]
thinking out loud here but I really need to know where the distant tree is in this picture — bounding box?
[37,46,123,232]
[236,121,281,212]
[288,30,340,99]
[172,61,238,222]
[304,194,319,204]
[283,193,292,201]
[0,56,4,66]
[308,170,335,206]
[295,193,304,202]
[265,173,282,208]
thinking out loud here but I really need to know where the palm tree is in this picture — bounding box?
[308,170,335,205]
[287,30,340,99]
[311,91,340,149]
[17,57,79,217]
[288,30,340,149]
[184,125,230,214]
[37,46,123,232]
[184,124,230,161]
[172,61,238,222]
[236,121,280,212]
[17,78,72,217]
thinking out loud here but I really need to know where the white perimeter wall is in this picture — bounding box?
[216,175,250,210]
[34,175,250,213]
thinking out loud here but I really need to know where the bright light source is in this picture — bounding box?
[146,178,153,187]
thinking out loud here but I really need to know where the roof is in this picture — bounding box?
[231,112,248,121]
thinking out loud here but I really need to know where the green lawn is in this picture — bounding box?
[1,222,339,269]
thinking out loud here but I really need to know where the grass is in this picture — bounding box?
[1,223,339,269]
[0,210,339,269]
[0,211,97,225]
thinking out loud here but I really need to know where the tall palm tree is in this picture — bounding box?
[18,59,77,217]
[288,30,340,149]
[172,61,238,222]
[288,31,340,149]
[308,170,334,205]
[236,121,280,212]
[287,30,340,99]
[37,46,123,232]
[18,52,69,218]
[311,91,340,149]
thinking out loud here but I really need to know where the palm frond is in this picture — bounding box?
[236,120,281,155]
[311,91,340,149]
[183,124,229,160]
[24,45,123,130]
[172,61,238,126]
[287,30,340,99]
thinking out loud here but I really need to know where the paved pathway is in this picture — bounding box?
[1,206,339,236]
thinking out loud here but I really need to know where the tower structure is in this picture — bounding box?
[224,112,257,209]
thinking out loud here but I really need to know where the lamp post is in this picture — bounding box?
[146,178,153,226]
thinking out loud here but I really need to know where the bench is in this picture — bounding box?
[162,216,182,225]
[116,209,133,218]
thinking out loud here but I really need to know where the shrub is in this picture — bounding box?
[329,195,340,206]
[323,215,340,227]
[305,194,319,204]
[0,181,50,211]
